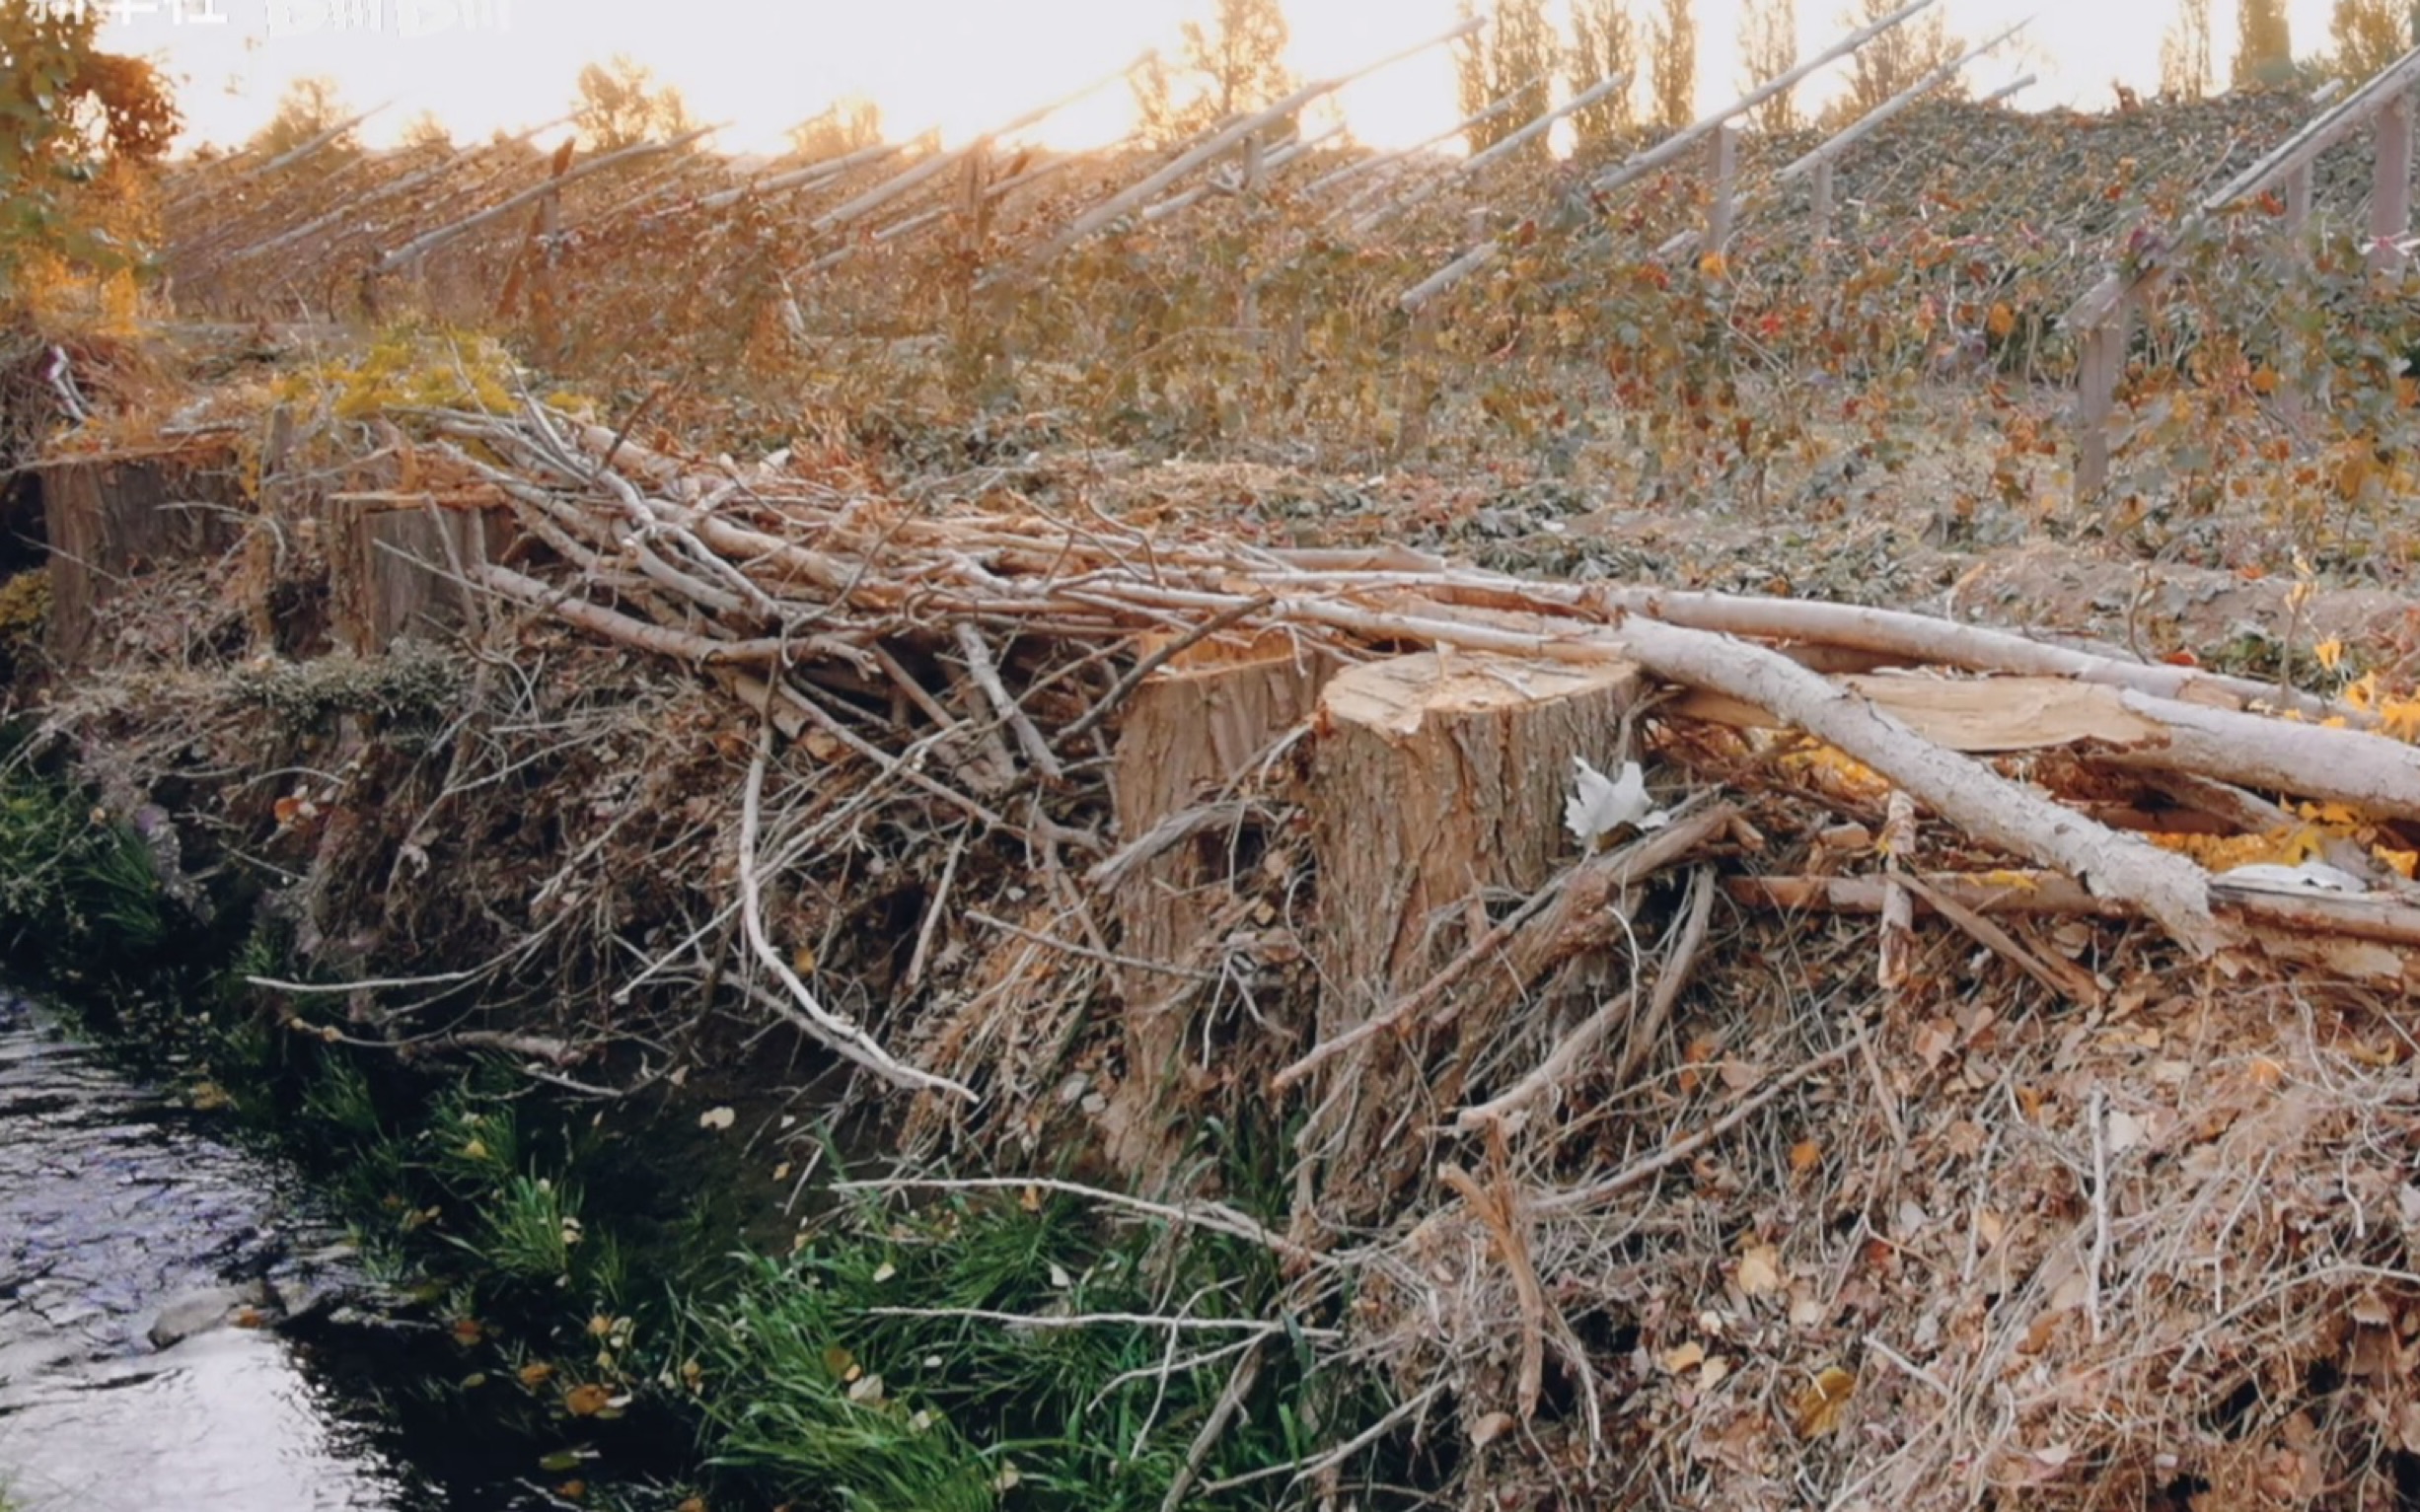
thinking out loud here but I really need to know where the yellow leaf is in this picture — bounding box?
[1789,1138,1822,1174]
[2315,638,2345,673]
[2377,847,2417,880]
[1736,1244,1784,1296]
[1698,252,1727,279]
[1792,1366,1858,1438]
[1659,1340,1706,1375]
[564,1382,613,1417]
[1987,301,2016,339]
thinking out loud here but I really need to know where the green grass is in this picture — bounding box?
[684,1185,1349,1511]
[0,760,169,973]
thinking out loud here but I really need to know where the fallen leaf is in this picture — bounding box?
[1565,756,1672,848]
[1470,1409,1514,1448]
[1659,1340,1706,1374]
[2103,1108,2145,1156]
[564,1382,614,1416]
[1736,1244,1784,1297]
[1790,1139,1822,1174]
[1792,1366,1857,1438]
[697,1106,737,1131]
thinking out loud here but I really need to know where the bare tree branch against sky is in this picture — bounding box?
[105,0,2346,156]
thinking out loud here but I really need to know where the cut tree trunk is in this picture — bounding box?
[39,445,246,664]
[1304,650,1643,1216]
[1101,632,1334,1177]
[328,492,514,655]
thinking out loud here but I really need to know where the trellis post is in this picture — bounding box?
[2073,295,2136,499]
[1705,124,1737,254]
[2371,91,2413,274]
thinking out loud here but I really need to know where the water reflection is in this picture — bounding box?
[0,999,423,1511]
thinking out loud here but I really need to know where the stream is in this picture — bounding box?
[0,989,468,1510]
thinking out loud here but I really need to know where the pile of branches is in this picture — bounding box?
[309,402,2420,1505]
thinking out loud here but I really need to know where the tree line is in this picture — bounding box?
[2164,0,2420,100]
[37,0,2420,201]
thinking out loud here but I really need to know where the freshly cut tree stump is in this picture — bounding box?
[39,446,245,664]
[1303,650,1643,1212]
[1101,632,1333,1173]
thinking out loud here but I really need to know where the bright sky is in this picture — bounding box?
[105,0,2348,158]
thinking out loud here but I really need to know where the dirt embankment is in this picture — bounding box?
[12,315,2420,1512]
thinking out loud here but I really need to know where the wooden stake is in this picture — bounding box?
[2371,89,2413,274]
[1705,123,1737,254]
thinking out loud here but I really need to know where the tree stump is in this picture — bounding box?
[326,491,514,655]
[1100,632,1334,1176]
[1302,649,1643,1215]
[39,445,248,665]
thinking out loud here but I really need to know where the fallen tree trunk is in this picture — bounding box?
[1673,672,2420,821]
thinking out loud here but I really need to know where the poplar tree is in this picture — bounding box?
[1453,0,1556,163]
[1132,0,1296,143]
[2231,0,2296,88]
[1739,0,1800,131]
[2160,0,2214,99]
[2325,0,2410,86]
[1831,0,1965,124]
[1568,0,1639,147]
[1649,0,1698,128]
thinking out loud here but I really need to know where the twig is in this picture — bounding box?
[858,1307,1326,1336]
[1061,594,1279,745]
[903,830,967,995]
[954,619,1065,780]
[1531,1042,1859,1216]
[1159,1339,1266,1512]
[738,721,975,1100]
[1272,803,1731,1092]
[1197,1382,1445,1494]
[1435,1122,1547,1418]
[966,906,1214,981]
[1896,872,2105,1008]
[1451,863,1715,1132]
[833,1174,1329,1268]
[1612,866,1719,1089]
[2087,1085,2110,1344]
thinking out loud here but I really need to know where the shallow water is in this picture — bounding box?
[0,993,426,1511]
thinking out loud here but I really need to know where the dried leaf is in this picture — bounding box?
[1792,1366,1857,1438]
[1735,1244,1784,1297]
[1565,756,1671,848]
